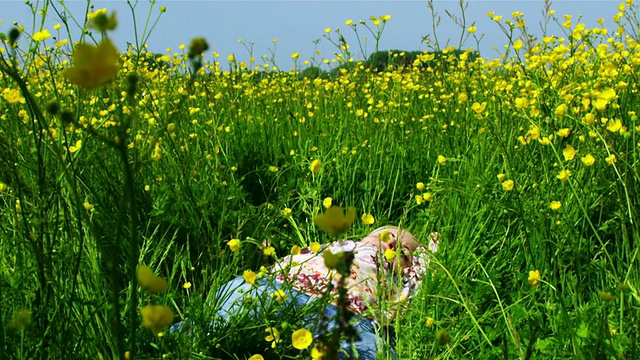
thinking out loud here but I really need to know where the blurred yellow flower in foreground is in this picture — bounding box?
[136,265,168,294]
[249,355,264,360]
[65,38,120,89]
[313,206,356,236]
[9,309,32,331]
[598,291,617,302]
[291,328,313,350]
[140,305,174,332]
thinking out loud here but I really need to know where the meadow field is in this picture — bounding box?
[0,1,639,359]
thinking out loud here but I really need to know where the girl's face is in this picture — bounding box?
[388,232,418,273]
[364,227,419,273]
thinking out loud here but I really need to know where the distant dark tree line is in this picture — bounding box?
[298,48,480,80]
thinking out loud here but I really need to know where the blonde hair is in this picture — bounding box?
[367,225,419,247]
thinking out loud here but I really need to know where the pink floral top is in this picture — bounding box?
[272,233,440,321]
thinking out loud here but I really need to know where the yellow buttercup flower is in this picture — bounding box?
[249,355,264,360]
[68,140,82,153]
[3,88,25,104]
[379,231,391,243]
[471,102,486,114]
[32,29,51,41]
[322,197,332,209]
[562,144,576,161]
[528,270,541,288]
[310,242,321,253]
[361,213,375,225]
[311,343,325,359]
[263,246,275,256]
[581,154,595,166]
[265,327,281,348]
[549,201,562,211]
[272,289,287,301]
[437,155,447,165]
[556,169,571,181]
[83,201,94,211]
[605,154,617,165]
[227,239,241,252]
[291,328,313,350]
[243,270,256,285]
[501,179,514,191]
[310,159,322,173]
[140,305,174,332]
[425,317,434,327]
[513,39,524,50]
[136,264,168,294]
[313,206,356,236]
[384,248,396,261]
[554,103,569,118]
[65,38,120,89]
[416,182,425,191]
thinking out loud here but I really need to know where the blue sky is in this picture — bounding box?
[2,1,622,70]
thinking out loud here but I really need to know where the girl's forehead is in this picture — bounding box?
[368,226,399,237]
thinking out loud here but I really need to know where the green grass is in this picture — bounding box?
[1,1,639,359]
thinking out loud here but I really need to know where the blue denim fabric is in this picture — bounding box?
[173,276,397,360]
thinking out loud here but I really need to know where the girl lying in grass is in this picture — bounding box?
[176,226,439,359]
